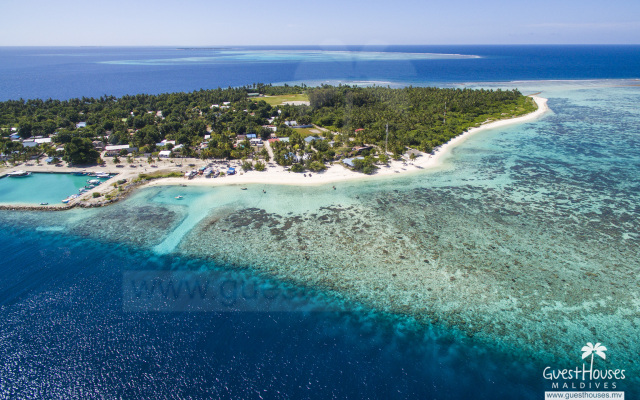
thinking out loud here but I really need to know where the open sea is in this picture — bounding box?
[0,46,639,399]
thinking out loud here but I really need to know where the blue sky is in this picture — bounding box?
[2,0,639,45]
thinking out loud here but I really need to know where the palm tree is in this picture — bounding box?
[581,342,607,373]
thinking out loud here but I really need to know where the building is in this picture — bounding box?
[21,140,38,148]
[262,125,277,132]
[34,138,52,144]
[246,133,257,139]
[250,138,263,146]
[76,122,87,128]
[158,150,172,158]
[104,145,136,157]
[156,139,176,147]
[343,157,364,167]
[304,136,323,143]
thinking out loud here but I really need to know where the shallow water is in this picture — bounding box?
[1,80,638,397]
[0,173,112,205]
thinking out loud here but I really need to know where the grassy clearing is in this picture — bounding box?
[135,171,183,181]
[257,93,309,106]
[291,127,324,137]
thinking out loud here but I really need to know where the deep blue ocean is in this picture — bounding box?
[0,45,638,100]
[1,46,639,399]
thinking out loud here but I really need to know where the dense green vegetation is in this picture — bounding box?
[306,85,536,155]
[0,84,536,172]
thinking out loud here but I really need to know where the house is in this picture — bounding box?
[352,145,373,155]
[45,157,55,164]
[76,122,87,128]
[343,157,364,167]
[211,104,219,109]
[204,134,211,140]
[250,138,263,146]
[304,136,323,143]
[21,140,38,148]
[247,93,260,97]
[9,133,20,140]
[268,138,279,144]
[172,144,184,152]
[156,140,176,147]
[158,150,172,158]
[92,141,105,150]
[262,125,277,132]
[223,102,231,106]
[104,145,136,157]
[246,133,257,139]
[279,137,290,143]
[285,121,298,127]
[236,134,247,140]
[34,138,52,144]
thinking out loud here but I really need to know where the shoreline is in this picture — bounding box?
[144,95,548,188]
[0,96,548,209]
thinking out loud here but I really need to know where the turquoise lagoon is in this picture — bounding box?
[0,172,112,205]
[1,81,639,397]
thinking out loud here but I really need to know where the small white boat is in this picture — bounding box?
[175,196,184,199]
[95,173,110,179]
[7,170,31,177]
[87,179,101,185]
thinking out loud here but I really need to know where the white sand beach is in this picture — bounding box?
[145,96,549,188]
[1,96,548,206]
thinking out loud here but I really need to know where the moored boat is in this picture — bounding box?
[7,170,31,177]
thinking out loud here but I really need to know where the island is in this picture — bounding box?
[0,84,546,208]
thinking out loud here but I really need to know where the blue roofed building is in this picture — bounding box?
[343,157,364,167]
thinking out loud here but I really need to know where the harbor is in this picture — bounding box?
[0,171,115,206]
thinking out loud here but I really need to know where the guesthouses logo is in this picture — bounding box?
[543,342,626,390]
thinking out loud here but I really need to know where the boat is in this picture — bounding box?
[40,202,48,205]
[72,171,86,176]
[175,196,184,199]
[241,187,247,190]
[7,170,31,177]
[87,179,101,185]
[61,194,78,204]
[95,173,110,179]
